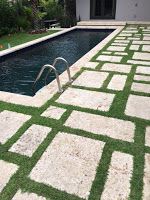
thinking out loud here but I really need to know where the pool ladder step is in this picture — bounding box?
[32,57,73,94]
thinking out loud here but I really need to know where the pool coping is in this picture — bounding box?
[0,25,124,107]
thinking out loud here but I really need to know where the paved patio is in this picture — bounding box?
[0,24,150,200]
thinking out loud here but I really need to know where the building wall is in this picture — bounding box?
[76,0,150,21]
[76,0,90,21]
[116,0,150,21]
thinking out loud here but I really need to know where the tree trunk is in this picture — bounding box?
[30,0,40,30]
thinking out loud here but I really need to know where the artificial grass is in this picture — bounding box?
[0,30,59,51]
[0,24,150,200]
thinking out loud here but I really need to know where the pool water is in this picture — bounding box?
[0,29,113,96]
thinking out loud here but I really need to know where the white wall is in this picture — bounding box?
[76,0,150,21]
[116,0,150,21]
[76,0,90,21]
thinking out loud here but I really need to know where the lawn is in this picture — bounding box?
[0,30,59,51]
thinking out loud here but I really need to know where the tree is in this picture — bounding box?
[30,0,40,30]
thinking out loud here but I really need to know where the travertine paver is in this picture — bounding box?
[143,154,150,200]
[0,111,31,144]
[114,40,129,43]
[114,52,128,56]
[97,55,122,63]
[116,36,126,40]
[134,75,150,82]
[111,43,128,46]
[142,45,150,52]
[107,46,126,52]
[128,37,140,40]
[119,33,132,36]
[145,127,150,147]
[133,52,150,61]
[129,45,140,51]
[72,71,109,88]
[101,63,132,73]
[65,110,135,142]
[41,106,66,120]
[56,88,115,111]
[9,125,51,157]
[102,51,112,55]
[29,132,105,199]
[131,82,150,93]
[101,152,133,200]
[12,190,46,200]
[125,95,150,120]
[0,160,18,192]
[127,60,150,66]
[132,41,150,45]
[107,75,127,91]
[83,62,99,69]
[143,36,150,40]
[136,66,150,75]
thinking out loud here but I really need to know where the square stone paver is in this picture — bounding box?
[131,82,150,93]
[83,62,99,69]
[9,125,51,157]
[107,46,126,52]
[145,127,150,147]
[41,106,66,120]
[134,75,150,82]
[107,75,127,91]
[12,190,46,200]
[29,132,105,199]
[125,95,150,120]
[129,45,140,51]
[97,55,122,63]
[72,71,109,88]
[133,52,150,61]
[56,88,115,112]
[101,152,133,200]
[143,154,150,200]
[101,63,132,73]
[142,45,150,52]
[0,111,31,144]
[0,160,18,192]
[136,66,150,75]
[65,110,135,142]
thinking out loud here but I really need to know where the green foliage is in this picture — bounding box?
[60,15,76,28]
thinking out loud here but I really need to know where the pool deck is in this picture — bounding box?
[0,22,150,200]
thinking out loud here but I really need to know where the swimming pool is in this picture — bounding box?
[0,28,113,96]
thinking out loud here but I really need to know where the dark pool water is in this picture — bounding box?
[0,29,113,96]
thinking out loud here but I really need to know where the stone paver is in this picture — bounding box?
[134,75,150,82]
[12,190,46,200]
[65,110,135,142]
[0,160,18,192]
[111,43,128,46]
[97,55,122,63]
[107,75,127,91]
[0,111,31,144]
[127,60,150,66]
[145,127,150,147]
[29,132,105,199]
[9,125,51,157]
[56,88,115,111]
[129,45,140,51]
[102,51,112,55]
[143,36,150,40]
[101,63,132,73]
[125,95,150,120]
[132,41,150,44]
[114,40,129,43]
[107,46,126,52]
[119,33,132,37]
[133,52,150,61]
[136,66,150,75]
[143,154,150,200]
[41,106,66,120]
[131,82,150,93]
[114,52,128,56]
[72,71,109,88]
[101,152,133,200]
[142,45,150,52]
[83,62,99,69]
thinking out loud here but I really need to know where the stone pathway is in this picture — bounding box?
[0,25,150,200]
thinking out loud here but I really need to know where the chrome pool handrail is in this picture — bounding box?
[32,64,63,94]
[45,57,73,85]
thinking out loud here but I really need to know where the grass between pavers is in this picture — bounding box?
[0,30,59,51]
[0,24,150,200]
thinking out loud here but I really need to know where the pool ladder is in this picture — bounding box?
[32,57,73,94]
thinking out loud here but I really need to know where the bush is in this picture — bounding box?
[60,15,76,28]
